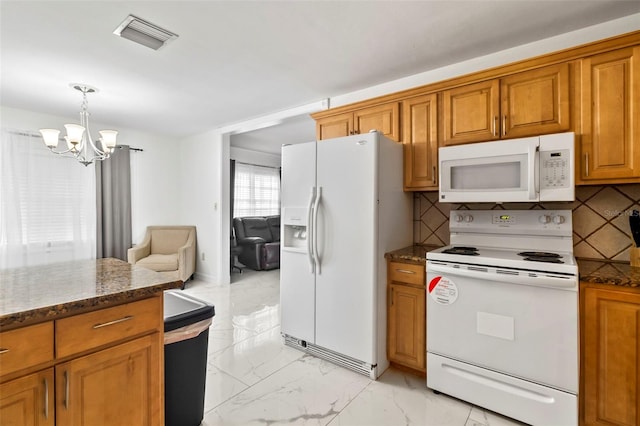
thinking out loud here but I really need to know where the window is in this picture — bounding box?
[233,162,280,218]
[0,129,96,268]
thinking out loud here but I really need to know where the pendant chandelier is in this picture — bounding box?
[39,84,118,166]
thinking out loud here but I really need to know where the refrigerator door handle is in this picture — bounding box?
[307,187,316,273]
[313,186,322,274]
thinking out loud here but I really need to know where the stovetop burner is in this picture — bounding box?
[442,246,479,256]
[523,256,565,264]
[517,251,561,258]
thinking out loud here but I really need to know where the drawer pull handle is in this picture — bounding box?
[93,315,133,329]
[43,378,49,419]
[395,269,416,274]
[0,348,9,354]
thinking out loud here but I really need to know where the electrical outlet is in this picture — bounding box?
[201,252,205,261]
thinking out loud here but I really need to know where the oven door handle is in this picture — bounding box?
[427,263,577,290]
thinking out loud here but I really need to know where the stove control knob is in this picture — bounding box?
[553,215,566,224]
[539,215,551,224]
[454,214,464,222]
[464,215,473,223]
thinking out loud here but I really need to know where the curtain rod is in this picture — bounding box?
[235,160,281,170]
[4,130,143,152]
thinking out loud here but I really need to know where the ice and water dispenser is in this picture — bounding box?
[282,207,308,252]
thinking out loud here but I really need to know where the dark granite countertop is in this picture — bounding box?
[578,259,640,288]
[385,245,640,289]
[385,245,441,265]
[0,258,183,329]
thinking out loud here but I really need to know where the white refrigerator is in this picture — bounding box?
[280,132,412,379]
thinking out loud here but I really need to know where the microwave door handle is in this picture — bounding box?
[528,143,538,201]
[534,147,540,196]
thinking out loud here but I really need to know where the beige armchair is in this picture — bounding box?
[128,226,197,284]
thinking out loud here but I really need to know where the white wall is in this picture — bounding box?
[179,129,225,283]
[0,105,181,249]
[230,146,281,168]
[331,13,640,107]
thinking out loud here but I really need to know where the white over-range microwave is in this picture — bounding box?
[439,132,575,203]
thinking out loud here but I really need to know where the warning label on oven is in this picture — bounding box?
[428,276,458,305]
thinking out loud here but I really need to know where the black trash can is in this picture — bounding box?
[164,290,215,426]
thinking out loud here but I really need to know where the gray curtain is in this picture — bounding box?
[96,145,132,260]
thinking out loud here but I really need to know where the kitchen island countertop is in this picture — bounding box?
[0,257,182,329]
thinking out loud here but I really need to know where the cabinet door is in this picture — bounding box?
[56,334,163,426]
[583,286,640,426]
[443,79,500,145]
[0,369,54,426]
[500,63,570,138]
[388,284,425,372]
[402,94,438,191]
[354,102,400,142]
[580,47,640,182]
[316,112,353,140]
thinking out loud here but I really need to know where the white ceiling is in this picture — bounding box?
[1,1,639,155]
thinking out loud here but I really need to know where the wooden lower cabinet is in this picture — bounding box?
[0,295,164,426]
[387,260,426,374]
[56,334,162,426]
[581,284,640,426]
[0,369,54,426]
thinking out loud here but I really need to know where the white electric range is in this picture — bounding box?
[426,210,578,426]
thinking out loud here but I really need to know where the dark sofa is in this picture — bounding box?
[232,215,280,271]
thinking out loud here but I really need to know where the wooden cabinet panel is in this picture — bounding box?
[56,296,162,358]
[388,284,425,372]
[0,322,53,378]
[580,47,640,182]
[402,94,438,190]
[316,112,353,140]
[443,79,500,145]
[582,286,640,426]
[0,369,54,426]
[56,334,162,426]
[501,63,571,138]
[354,103,400,142]
[315,103,400,142]
[389,261,425,287]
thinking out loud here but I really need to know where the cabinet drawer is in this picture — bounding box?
[0,322,54,377]
[56,296,162,358]
[389,262,425,286]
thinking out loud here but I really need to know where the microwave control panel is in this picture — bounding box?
[540,149,570,189]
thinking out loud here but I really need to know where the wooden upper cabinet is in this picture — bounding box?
[443,63,571,145]
[402,94,438,190]
[316,112,353,141]
[442,79,499,146]
[315,102,400,142]
[582,285,640,426]
[501,62,570,138]
[353,103,400,142]
[579,46,640,183]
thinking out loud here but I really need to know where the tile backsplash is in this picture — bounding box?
[413,184,640,262]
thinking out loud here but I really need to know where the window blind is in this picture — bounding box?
[233,162,280,218]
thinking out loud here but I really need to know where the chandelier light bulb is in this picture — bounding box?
[99,130,118,152]
[64,124,85,146]
[39,129,60,148]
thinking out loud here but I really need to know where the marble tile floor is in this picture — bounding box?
[182,270,526,426]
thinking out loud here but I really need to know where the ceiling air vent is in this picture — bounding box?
[113,15,178,50]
